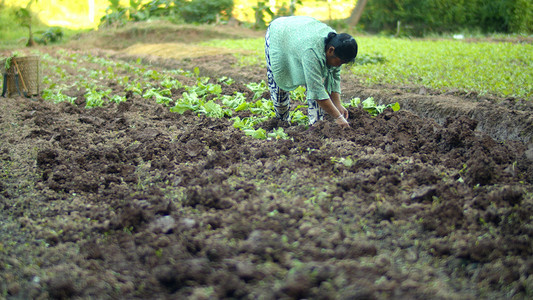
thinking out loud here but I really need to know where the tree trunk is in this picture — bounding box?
[27,25,36,47]
[25,0,37,46]
[348,0,368,27]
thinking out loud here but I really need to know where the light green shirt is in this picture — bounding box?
[268,16,341,101]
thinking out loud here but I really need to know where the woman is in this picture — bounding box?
[265,16,358,128]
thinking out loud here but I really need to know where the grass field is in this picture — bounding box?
[202,36,533,99]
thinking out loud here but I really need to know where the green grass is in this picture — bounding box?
[353,36,532,99]
[200,38,266,67]
[202,36,533,99]
[0,6,30,48]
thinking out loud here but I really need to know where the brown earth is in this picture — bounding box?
[0,23,532,299]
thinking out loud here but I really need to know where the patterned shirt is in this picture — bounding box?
[268,16,341,101]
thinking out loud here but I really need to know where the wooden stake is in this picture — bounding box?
[13,59,29,95]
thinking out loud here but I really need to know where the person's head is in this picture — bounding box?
[324,32,358,67]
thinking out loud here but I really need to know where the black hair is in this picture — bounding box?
[325,32,358,63]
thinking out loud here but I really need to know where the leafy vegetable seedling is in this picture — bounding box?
[345,97,400,116]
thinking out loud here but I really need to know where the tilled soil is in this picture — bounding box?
[1,29,533,299]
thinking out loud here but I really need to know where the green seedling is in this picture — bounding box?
[143,88,173,106]
[246,80,268,100]
[345,97,400,116]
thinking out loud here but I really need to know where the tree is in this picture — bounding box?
[16,0,38,47]
[347,0,368,27]
[253,1,274,29]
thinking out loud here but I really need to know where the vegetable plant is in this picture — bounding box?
[170,92,201,114]
[186,78,222,97]
[220,92,247,111]
[218,76,235,85]
[3,52,19,70]
[197,100,226,118]
[249,98,274,117]
[290,107,308,126]
[85,89,111,108]
[160,77,183,90]
[268,127,291,140]
[290,86,306,103]
[109,94,126,104]
[246,80,268,101]
[35,48,403,143]
[345,97,400,116]
[143,88,173,106]
[42,88,76,104]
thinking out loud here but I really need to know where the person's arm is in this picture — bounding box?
[330,91,349,119]
[323,66,348,126]
[316,98,350,128]
[300,52,349,128]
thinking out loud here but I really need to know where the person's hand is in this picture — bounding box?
[338,105,349,120]
[335,114,350,128]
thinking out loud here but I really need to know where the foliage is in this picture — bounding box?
[360,0,533,35]
[100,0,234,27]
[15,6,32,28]
[290,86,306,102]
[138,0,177,20]
[34,48,400,143]
[0,4,19,31]
[218,76,235,85]
[42,88,76,104]
[34,27,63,45]
[350,36,533,99]
[198,100,225,118]
[143,88,173,106]
[3,52,19,70]
[109,94,126,104]
[289,106,308,125]
[186,78,222,97]
[85,89,111,108]
[244,127,267,139]
[100,0,127,27]
[345,97,400,117]
[180,0,233,24]
[279,0,303,17]
[245,80,268,100]
[160,77,182,89]
[354,52,386,65]
[170,91,201,114]
[252,0,302,29]
[127,0,148,21]
[252,1,273,29]
[249,98,274,116]
[267,127,290,140]
[220,92,246,110]
[14,0,39,46]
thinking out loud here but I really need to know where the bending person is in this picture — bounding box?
[265,16,358,128]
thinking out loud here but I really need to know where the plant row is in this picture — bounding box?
[34,49,398,140]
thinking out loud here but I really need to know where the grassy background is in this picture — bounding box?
[202,36,533,99]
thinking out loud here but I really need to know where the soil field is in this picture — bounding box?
[1,24,532,299]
